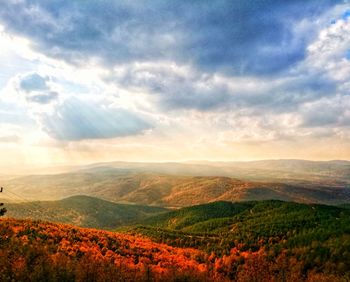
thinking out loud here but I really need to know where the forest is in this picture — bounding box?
[1,200,350,281]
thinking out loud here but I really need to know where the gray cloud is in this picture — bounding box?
[18,73,59,104]
[301,96,350,128]
[247,73,337,112]
[40,97,151,141]
[0,0,340,76]
[19,73,49,92]
[111,64,337,112]
[1,0,348,144]
[14,73,152,141]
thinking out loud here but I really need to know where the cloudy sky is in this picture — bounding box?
[0,0,350,171]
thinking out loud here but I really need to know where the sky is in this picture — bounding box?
[0,0,350,172]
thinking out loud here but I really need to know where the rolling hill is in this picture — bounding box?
[2,172,350,207]
[127,200,350,280]
[137,200,350,235]
[140,201,251,230]
[5,195,168,229]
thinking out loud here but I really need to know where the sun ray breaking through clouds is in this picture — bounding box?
[0,0,349,171]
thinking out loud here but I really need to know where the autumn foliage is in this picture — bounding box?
[0,218,348,282]
[0,218,216,281]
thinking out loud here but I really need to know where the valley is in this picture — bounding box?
[1,160,350,207]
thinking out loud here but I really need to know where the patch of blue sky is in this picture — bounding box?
[0,56,37,89]
[346,50,350,60]
[57,79,91,94]
[0,101,35,126]
[342,10,350,20]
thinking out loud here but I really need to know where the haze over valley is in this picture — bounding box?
[1,160,350,207]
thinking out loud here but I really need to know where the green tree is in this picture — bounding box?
[0,187,6,216]
[0,203,6,216]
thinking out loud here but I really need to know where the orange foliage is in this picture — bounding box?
[0,218,348,281]
[0,218,221,281]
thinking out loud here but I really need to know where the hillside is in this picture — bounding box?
[138,200,350,235]
[2,172,350,207]
[1,203,349,281]
[1,218,348,281]
[141,201,251,230]
[128,200,350,279]
[5,195,168,229]
[0,218,214,281]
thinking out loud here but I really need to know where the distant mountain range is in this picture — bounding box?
[1,159,349,206]
[76,159,350,184]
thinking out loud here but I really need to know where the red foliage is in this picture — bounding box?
[0,218,347,281]
[0,218,221,281]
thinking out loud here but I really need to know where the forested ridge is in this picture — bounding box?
[127,200,350,279]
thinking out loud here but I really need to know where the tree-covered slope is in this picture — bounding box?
[5,195,168,229]
[141,201,251,230]
[128,200,350,277]
[0,218,215,281]
[137,200,350,234]
[1,217,348,281]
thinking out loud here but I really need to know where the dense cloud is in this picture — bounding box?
[0,0,349,146]
[11,72,152,141]
[0,0,340,75]
[301,96,350,128]
[111,63,336,112]
[40,98,151,141]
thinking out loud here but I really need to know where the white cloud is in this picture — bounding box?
[306,14,350,82]
[0,1,349,165]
